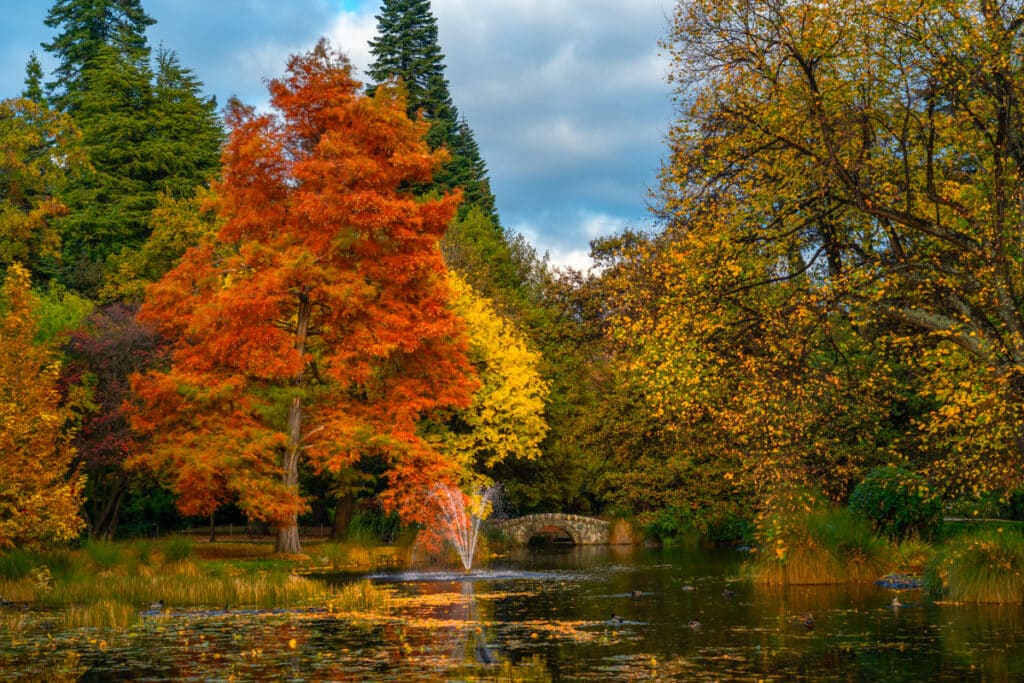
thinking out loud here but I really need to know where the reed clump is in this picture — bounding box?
[327,579,393,614]
[891,537,933,574]
[59,599,138,629]
[48,562,331,610]
[0,537,340,627]
[750,506,888,584]
[923,527,1024,603]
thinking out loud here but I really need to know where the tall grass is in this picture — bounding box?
[923,527,1024,603]
[749,506,888,584]
[327,579,393,614]
[0,537,405,629]
[48,561,331,610]
[85,540,123,569]
[0,548,38,579]
[348,510,402,545]
[891,538,933,574]
[313,541,351,570]
[163,535,193,563]
[59,600,138,629]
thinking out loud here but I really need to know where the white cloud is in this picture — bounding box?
[0,0,674,263]
[326,11,378,82]
[580,212,625,240]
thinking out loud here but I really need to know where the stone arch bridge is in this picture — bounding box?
[489,513,613,546]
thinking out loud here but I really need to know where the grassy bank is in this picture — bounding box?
[0,536,400,629]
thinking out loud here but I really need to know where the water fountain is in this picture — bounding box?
[429,483,495,572]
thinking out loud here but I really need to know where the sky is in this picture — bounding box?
[1,0,675,271]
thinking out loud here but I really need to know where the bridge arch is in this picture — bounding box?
[490,513,612,546]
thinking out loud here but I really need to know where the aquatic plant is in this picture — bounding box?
[923,527,1024,603]
[750,506,888,584]
[327,579,393,614]
[68,561,326,609]
[891,537,933,574]
[59,599,138,629]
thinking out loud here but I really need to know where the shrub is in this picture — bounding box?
[750,506,888,584]
[923,527,1024,603]
[700,508,754,544]
[643,507,694,544]
[349,510,402,545]
[849,465,942,541]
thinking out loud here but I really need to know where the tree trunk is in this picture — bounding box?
[276,520,301,554]
[91,472,127,541]
[275,396,304,555]
[275,289,312,556]
[209,510,216,543]
[332,493,356,541]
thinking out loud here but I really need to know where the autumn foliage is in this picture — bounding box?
[610,0,1024,513]
[0,98,85,276]
[0,263,85,549]
[421,272,549,485]
[129,40,476,553]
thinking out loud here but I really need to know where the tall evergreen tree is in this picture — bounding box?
[22,53,46,103]
[41,1,223,294]
[42,0,155,111]
[366,0,497,223]
[365,0,613,518]
[148,48,223,199]
[57,44,156,291]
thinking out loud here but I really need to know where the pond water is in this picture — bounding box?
[2,545,1023,681]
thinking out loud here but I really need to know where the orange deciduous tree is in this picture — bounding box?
[129,39,476,553]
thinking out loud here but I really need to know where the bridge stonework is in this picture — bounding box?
[489,513,612,546]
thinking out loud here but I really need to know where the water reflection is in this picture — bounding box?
[3,545,1024,681]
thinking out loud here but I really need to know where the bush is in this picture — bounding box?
[349,510,402,545]
[923,527,1024,603]
[643,507,694,544]
[750,506,887,584]
[849,465,942,541]
[701,508,754,544]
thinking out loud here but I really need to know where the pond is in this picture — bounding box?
[2,544,1023,681]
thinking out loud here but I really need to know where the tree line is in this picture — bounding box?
[3,0,1022,554]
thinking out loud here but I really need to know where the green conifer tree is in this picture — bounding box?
[42,0,155,111]
[366,0,497,222]
[22,53,46,103]
[41,1,222,294]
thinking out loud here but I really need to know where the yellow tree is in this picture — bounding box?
[633,0,1024,499]
[0,263,85,548]
[421,272,549,486]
